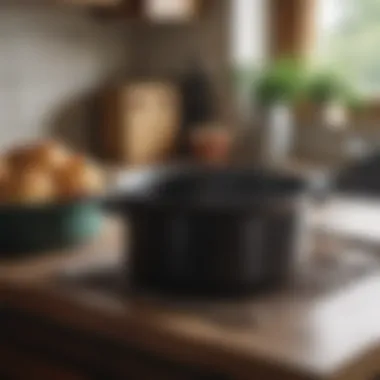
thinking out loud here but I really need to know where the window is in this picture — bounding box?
[230,0,268,112]
[316,0,380,95]
[230,0,267,68]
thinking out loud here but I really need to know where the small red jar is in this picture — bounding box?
[190,124,232,164]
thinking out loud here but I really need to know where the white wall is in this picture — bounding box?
[0,5,127,151]
[0,2,230,154]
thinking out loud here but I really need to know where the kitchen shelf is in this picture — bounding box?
[60,0,209,23]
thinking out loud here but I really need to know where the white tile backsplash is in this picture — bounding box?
[0,5,127,151]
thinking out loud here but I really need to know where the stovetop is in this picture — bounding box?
[57,247,380,306]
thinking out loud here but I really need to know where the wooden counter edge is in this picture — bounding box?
[0,281,318,380]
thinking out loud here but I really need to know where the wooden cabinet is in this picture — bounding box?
[1,308,224,380]
[57,0,207,22]
[0,345,89,380]
[143,0,202,22]
[58,0,204,21]
[60,0,141,19]
[60,0,124,6]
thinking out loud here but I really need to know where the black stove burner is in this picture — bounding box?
[57,249,379,304]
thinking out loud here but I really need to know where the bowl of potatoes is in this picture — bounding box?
[0,140,105,255]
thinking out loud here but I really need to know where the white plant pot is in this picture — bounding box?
[256,104,294,166]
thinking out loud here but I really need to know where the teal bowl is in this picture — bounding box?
[0,199,103,257]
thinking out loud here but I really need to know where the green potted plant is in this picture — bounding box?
[305,71,353,129]
[305,71,347,103]
[251,58,304,165]
[253,59,303,106]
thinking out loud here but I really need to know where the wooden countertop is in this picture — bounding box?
[2,208,380,380]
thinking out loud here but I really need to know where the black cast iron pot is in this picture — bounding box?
[113,166,310,297]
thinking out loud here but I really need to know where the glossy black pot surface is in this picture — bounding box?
[116,166,308,297]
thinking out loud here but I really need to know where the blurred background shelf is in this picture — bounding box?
[59,0,208,23]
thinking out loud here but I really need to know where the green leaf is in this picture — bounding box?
[305,71,350,104]
[252,57,305,106]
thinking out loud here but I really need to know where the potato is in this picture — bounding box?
[7,144,34,170]
[27,140,70,171]
[1,140,104,204]
[0,157,9,181]
[55,155,104,199]
[8,141,70,172]
[4,167,55,205]
[0,158,10,203]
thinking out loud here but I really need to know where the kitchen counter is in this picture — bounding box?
[2,209,380,380]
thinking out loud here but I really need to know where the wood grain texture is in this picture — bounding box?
[3,204,380,380]
[269,0,317,59]
[2,310,213,380]
[0,217,123,284]
[0,345,88,380]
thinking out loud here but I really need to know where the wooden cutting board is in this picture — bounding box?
[99,81,180,166]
